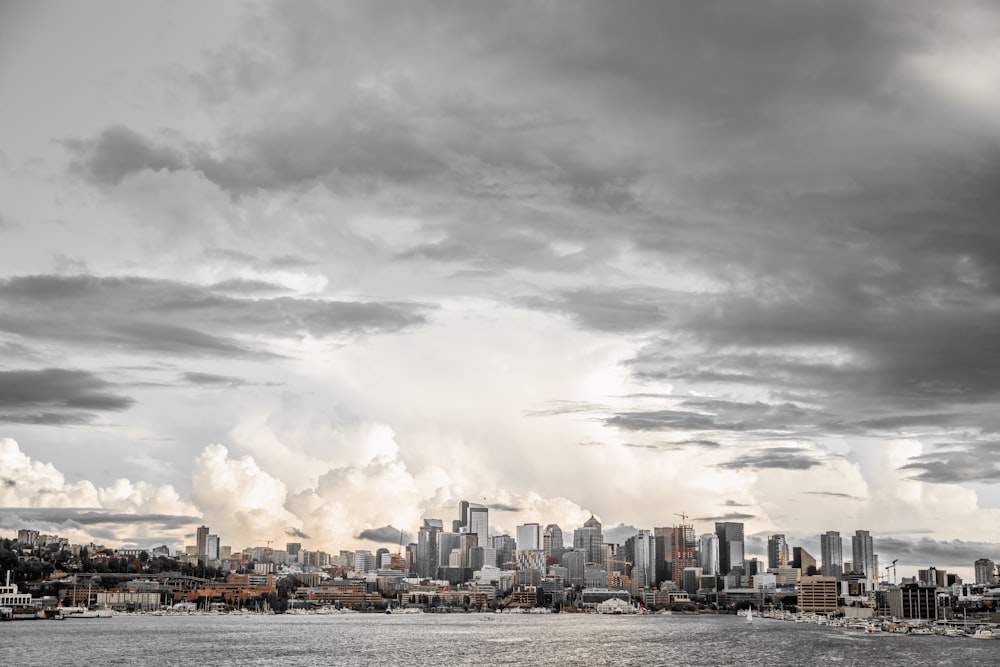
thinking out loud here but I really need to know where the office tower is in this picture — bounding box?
[467,504,489,548]
[820,531,843,580]
[767,534,789,569]
[492,534,516,569]
[544,524,565,560]
[469,546,496,571]
[682,567,703,596]
[196,525,209,558]
[698,533,719,576]
[437,532,461,568]
[918,567,946,587]
[454,500,489,547]
[573,515,604,566]
[562,549,587,587]
[852,530,875,587]
[516,523,542,551]
[206,534,220,561]
[792,547,817,575]
[714,522,745,575]
[286,543,302,559]
[454,500,469,533]
[417,519,443,578]
[975,558,996,585]
[631,530,655,595]
[354,550,375,573]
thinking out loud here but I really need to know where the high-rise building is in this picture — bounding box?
[491,534,516,569]
[437,532,461,568]
[820,531,843,580]
[654,527,675,581]
[792,547,817,575]
[573,515,604,566]
[631,530,655,595]
[354,550,375,573]
[417,519,443,578]
[196,525,209,560]
[516,523,542,551]
[767,534,789,569]
[562,549,587,587]
[698,533,719,576]
[714,522,744,575]
[206,534,220,561]
[286,543,302,559]
[454,500,488,548]
[671,524,697,586]
[467,504,489,549]
[543,524,565,560]
[918,566,946,587]
[852,530,875,588]
[975,558,996,585]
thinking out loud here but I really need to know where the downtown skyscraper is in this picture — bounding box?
[820,531,844,580]
[715,522,745,575]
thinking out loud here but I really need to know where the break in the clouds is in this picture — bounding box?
[3,0,1000,576]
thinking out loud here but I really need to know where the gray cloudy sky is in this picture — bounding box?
[2,0,1000,577]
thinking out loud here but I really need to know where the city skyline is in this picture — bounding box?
[3,1,1000,582]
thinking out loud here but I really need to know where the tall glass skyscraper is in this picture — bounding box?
[767,534,788,569]
[714,522,745,575]
[573,515,604,566]
[852,529,875,588]
[820,531,843,580]
[698,533,719,576]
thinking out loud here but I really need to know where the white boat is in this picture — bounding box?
[745,608,753,623]
[971,628,995,640]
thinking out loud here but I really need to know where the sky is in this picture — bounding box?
[2,0,1000,580]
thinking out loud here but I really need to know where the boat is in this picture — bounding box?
[745,607,753,624]
[971,628,996,640]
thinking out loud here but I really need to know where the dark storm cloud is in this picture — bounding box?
[181,372,253,388]
[0,274,431,358]
[898,441,1000,484]
[803,491,864,501]
[0,368,134,424]
[874,536,1000,568]
[488,503,523,512]
[356,525,411,545]
[0,507,199,531]
[284,527,310,539]
[65,125,186,185]
[606,409,738,433]
[604,399,825,436]
[518,287,675,333]
[716,447,823,471]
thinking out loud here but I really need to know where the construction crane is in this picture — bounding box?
[674,512,689,524]
[885,558,898,585]
[256,538,274,563]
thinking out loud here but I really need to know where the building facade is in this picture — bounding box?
[820,531,843,580]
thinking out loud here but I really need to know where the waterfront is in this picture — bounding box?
[3,613,998,666]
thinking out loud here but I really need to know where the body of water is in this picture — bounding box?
[3,612,997,666]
